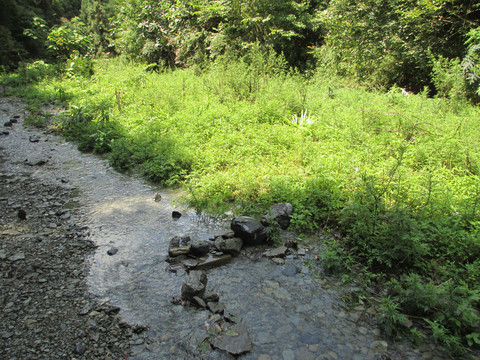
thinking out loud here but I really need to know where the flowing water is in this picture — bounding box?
[0,97,449,360]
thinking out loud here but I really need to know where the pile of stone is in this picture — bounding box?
[167,204,294,356]
[166,203,294,273]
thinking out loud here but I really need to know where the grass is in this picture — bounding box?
[2,54,480,356]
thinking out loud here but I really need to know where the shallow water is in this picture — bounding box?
[0,97,449,360]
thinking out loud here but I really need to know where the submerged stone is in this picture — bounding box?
[210,324,253,355]
[191,254,232,270]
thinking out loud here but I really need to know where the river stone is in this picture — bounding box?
[181,270,207,300]
[231,216,267,246]
[168,236,191,257]
[192,296,207,308]
[207,302,226,314]
[172,210,182,219]
[261,203,293,229]
[17,209,27,220]
[190,239,213,257]
[214,236,243,255]
[107,247,118,256]
[210,323,253,355]
[203,291,220,303]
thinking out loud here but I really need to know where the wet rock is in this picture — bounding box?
[153,193,162,202]
[203,291,220,303]
[1,130,9,135]
[261,203,293,229]
[191,254,232,270]
[190,239,213,257]
[263,246,288,258]
[4,121,12,127]
[29,135,40,143]
[231,216,268,246]
[107,247,119,256]
[181,270,207,300]
[210,323,253,355]
[172,210,182,219]
[207,302,226,314]
[17,209,27,220]
[192,296,207,308]
[168,236,191,257]
[214,237,243,255]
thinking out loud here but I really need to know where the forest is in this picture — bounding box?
[1,0,480,357]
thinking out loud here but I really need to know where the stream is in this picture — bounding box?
[0,97,448,360]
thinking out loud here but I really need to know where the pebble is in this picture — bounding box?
[107,247,119,256]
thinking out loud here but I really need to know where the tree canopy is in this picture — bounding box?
[1,0,480,95]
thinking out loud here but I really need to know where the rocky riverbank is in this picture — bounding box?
[0,97,145,359]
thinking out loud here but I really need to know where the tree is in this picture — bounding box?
[319,0,480,91]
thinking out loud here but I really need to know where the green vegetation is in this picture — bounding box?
[1,0,480,357]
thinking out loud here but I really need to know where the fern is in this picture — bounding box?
[461,44,480,94]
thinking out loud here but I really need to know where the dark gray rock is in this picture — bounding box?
[190,239,213,257]
[181,270,207,300]
[192,296,207,308]
[107,247,118,256]
[168,236,191,257]
[214,236,243,255]
[17,209,26,220]
[29,135,39,143]
[262,203,293,230]
[203,291,220,303]
[4,121,12,127]
[172,210,182,219]
[231,216,268,246]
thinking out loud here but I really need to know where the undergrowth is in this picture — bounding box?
[2,53,480,357]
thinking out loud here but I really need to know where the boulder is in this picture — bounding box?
[231,217,267,246]
[181,270,207,301]
[168,236,191,257]
[261,203,293,230]
[214,237,243,255]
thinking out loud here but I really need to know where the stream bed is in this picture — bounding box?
[0,97,448,360]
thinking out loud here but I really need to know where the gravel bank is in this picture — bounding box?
[0,97,145,359]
